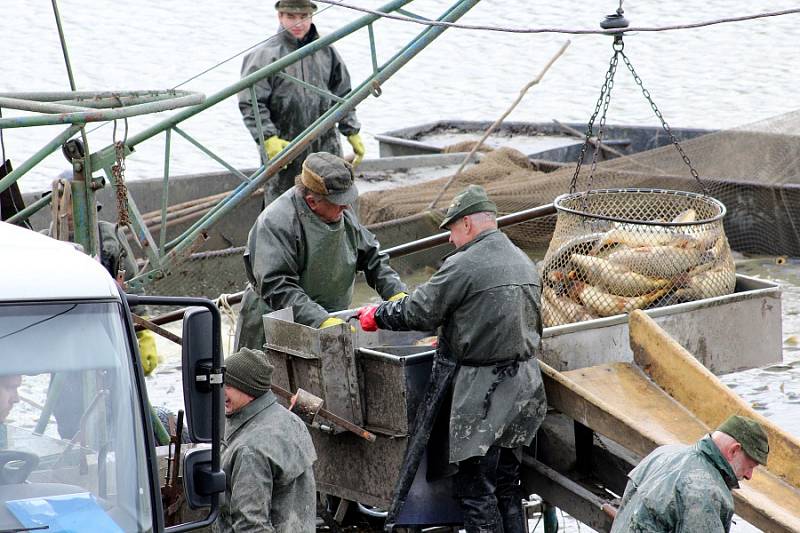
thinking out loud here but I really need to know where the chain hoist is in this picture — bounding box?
[111,117,131,227]
[569,7,707,196]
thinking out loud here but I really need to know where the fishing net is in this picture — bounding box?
[539,189,735,327]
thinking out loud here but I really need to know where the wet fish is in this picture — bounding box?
[572,281,669,317]
[674,263,736,301]
[543,286,595,326]
[608,245,702,278]
[571,253,670,296]
[600,225,678,248]
[542,287,571,327]
[672,208,697,223]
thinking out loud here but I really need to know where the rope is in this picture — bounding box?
[315,1,800,36]
[216,293,239,354]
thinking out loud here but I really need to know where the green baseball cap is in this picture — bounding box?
[300,152,358,206]
[275,0,317,13]
[717,415,770,465]
[439,184,498,229]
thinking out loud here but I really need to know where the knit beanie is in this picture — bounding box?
[224,347,274,398]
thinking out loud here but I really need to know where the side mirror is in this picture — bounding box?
[182,307,220,442]
[182,448,226,509]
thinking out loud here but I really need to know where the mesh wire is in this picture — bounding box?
[540,189,734,327]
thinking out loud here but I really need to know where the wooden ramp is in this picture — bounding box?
[541,310,800,533]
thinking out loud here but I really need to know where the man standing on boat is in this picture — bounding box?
[610,415,769,533]
[239,0,365,205]
[356,185,547,533]
[235,152,406,352]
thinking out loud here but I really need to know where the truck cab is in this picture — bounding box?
[0,221,224,532]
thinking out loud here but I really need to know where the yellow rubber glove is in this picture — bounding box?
[319,316,356,333]
[388,291,408,302]
[264,135,290,160]
[347,133,366,167]
[137,328,159,375]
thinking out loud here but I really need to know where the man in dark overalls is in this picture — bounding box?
[357,185,547,533]
[235,152,406,352]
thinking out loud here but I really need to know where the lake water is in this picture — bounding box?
[4,1,799,530]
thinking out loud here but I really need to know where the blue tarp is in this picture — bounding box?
[6,492,123,533]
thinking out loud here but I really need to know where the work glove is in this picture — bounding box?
[347,133,366,167]
[356,305,379,332]
[319,316,356,332]
[264,135,290,160]
[388,291,408,302]
[137,328,159,376]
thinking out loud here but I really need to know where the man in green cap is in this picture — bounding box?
[214,347,317,533]
[235,152,406,352]
[356,184,546,533]
[611,414,770,533]
[239,0,365,205]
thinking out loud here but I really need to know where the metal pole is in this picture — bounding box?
[6,193,53,225]
[0,124,82,194]
[50,0,77,91]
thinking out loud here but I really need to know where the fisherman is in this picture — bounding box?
[0,375,21,448]
[610,415,770,533]
[239,0,364,205]
[235,152,406,352]
[355,185,547,533]
[214,347,317,532]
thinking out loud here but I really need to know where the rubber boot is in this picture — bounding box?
[496,447,526,533]
[455,448,503,533]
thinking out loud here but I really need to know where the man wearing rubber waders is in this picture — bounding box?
[238,0,365,205]
[356,185,547,533]
[611,415,770,533]
[235,152,406,352]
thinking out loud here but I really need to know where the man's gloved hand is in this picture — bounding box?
[356,305,379,332]
[388,291,408,302]
[347,133,366,167]
[264,135,290,160]
[319,316,356,333]
[137,329,159,375]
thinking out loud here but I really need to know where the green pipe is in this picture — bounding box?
[172,126,250,183]
[0,96,87,114]
[277,72,345,103]
[6,192,52,225]
[159,129,171,252]
[368,24,379,76]
[0,124,82,194]
[50,0,77,91]
[543,502,559,532]
[159,0,480,260]
[150,404,171,446]
[34,373,65,435]
[0,90,196,103]
[70,179,93,255]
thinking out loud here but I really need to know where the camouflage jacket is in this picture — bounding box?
[611,436,738,533]
[375,229,547,463]
[235,187,405,351]
[238,24,360,159]
[213,391,317,533]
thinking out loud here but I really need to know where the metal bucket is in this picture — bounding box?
[540,188,735,327]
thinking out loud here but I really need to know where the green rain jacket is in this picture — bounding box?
[214,392,317,533]
[238,24,360,201]
[375,229,547,463]
[610,435,738,533]
[235,187,405,351]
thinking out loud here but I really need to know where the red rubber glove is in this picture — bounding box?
[356,305,379,332]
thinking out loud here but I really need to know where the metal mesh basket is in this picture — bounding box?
[540,189,735,327]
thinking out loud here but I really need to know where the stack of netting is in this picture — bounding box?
[358,109,800,258]
[539,189,735,327]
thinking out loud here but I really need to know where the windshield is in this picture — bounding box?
[0,302,153,532]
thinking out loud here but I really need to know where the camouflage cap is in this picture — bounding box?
[300,152,358,206]
[439,184,498,229]
[275,0,317,13]
[224,347,274,398]
[717,415,770,465]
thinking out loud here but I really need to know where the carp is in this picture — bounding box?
[571,253,670,296]
[672,208,697,223]
[572,281,669,317]
[674,263,736,301]
[607,245,702,278]
[543,286,595,326]
[600,225,678,248]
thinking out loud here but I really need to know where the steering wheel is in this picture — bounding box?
[0,451,39,484]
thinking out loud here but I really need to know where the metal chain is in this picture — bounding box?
[112,118,131,226]
[619,51,708,195]
[585,45,620,195]
[569,41,622,193]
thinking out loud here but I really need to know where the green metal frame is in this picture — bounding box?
[1,0,482,291]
